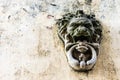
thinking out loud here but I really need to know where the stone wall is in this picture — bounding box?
[0,0,120,80]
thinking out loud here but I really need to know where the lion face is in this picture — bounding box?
[67,17,95,42]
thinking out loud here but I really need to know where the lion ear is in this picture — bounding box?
[56,12,75,29]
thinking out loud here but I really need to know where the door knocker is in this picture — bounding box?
[56,10,102,71]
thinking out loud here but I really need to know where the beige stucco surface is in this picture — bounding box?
[0,0,120,80]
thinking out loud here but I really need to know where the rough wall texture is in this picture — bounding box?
[0,0,120,80]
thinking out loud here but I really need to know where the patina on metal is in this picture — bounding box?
[56,10,102,71]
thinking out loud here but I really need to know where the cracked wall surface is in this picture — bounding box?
[0,0,120,80]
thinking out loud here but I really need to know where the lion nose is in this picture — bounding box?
[81,27,87,32]
[77,27,87,32]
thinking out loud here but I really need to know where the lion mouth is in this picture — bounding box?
[74,35,91,42]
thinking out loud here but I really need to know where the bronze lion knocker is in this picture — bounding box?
[56,10,102,71]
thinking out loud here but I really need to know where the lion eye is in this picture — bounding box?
[69,23,78,29]
[84,23,91,28]
[71,23,80,27]
[71,23,76,26]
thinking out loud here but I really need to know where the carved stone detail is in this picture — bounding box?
[56,10,102,71]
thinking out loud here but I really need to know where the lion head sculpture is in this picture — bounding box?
[56,10,102,71]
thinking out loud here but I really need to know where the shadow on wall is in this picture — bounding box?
[88,23,117,80]
[87,23,118,80]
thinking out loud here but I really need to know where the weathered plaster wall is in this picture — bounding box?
[0,0,120,80]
